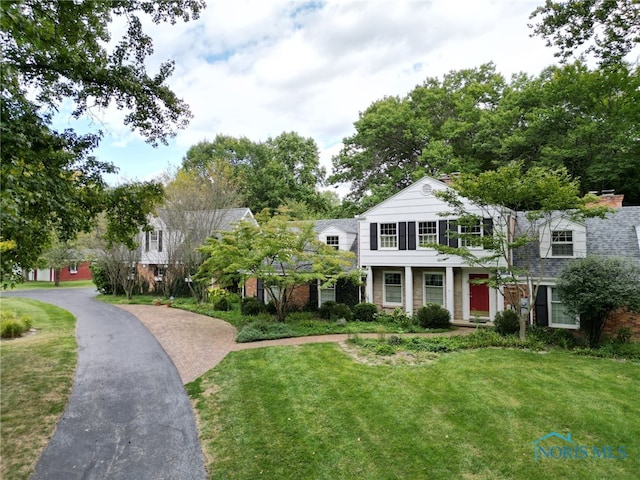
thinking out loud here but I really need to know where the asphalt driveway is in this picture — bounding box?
[4,288,206,480]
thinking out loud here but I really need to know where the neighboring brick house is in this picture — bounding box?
[28,261,93,282]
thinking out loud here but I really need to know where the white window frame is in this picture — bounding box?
[155,265,166,282]
[551,230,574,257]
[319,284,336,305]
[423,272,445,306]
[69,262,78,274]
[418,221,438,247]
[379,223,398,249]
[326,235,339,250]
[549,287,579,329]
[383,271,403,306]
[149,231,160,251]
[459,222,483,248]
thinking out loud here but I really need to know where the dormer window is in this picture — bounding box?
[551,230,573,256]
[326,235,339,250]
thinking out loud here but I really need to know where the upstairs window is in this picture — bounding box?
[326,235,339,250]
[551,230,573,256]
[460,223,482,248]
[379,223,398,249]
[418,221,437,247]
[146,230,163,252]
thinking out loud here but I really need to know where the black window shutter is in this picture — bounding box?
[257,279,264,302]
[483,218,494,237]
[534,287,549,326]
[407,222,416,250]
[399,222,407,250]
[145,232,150,252]
[309,279,318,306]
[448,221,458,248]
[370,223,378,250]
[438,220,448,245]
[158,231,163,252]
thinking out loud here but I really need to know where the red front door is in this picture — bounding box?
[469,274,490,317]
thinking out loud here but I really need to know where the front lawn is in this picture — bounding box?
[0,297,77,480]
[9,280,95,290]
[189,345,639,480]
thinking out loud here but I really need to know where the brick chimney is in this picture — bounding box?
[587,190,624,209]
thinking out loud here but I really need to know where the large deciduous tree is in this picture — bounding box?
[196,210,357,321]
[529,0,640,67]
[330,61,639,210]
[330,63,506,210]
[431,162,609,340]
[182,132,329,217]
[557,256,640,346]
[1,0,203,284]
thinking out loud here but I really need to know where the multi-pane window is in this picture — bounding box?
[320,285,336,305]
[460,223,482,248]
[551,230,573,256]
[69,263,78,274]
[424,273,444,306]
[326,235,339,250]
[550,287,578,327]
[418,221,437,247]
[383,272,402,304]
[379,223,398,248]
[155,265,166,281]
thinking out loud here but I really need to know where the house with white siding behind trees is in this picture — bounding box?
[357,175,508,324]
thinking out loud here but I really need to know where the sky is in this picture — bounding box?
[56,0,562,186]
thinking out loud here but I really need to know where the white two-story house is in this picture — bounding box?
[358,176,509,324]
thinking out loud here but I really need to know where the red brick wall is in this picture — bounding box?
[242,277,313,309]
[245,277,258,298]
[58,261,93,282]
[602,309,640,341]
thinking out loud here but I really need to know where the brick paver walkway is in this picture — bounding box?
[117,305,474,384]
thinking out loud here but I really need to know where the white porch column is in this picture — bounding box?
[405,266,413,316]
[446,266,455,320]
[365,266,373,304]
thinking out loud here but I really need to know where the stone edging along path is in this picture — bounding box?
[117,304,474,384]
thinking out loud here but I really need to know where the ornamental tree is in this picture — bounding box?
[196,210,358,321]
[556,256,640,346]
[432,162,609,340]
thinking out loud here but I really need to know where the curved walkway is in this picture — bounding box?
[117,304,475,384]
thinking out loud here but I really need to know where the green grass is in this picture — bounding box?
[189,345,640,480]
[9,279,95,290]
[0,297,77,480]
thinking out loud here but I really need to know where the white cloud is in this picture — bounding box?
[77,0,559,182]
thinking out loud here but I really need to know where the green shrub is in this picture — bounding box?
[352,303,378,322]
[417,303,451,329]
[318,301,337,320]
[379,308,416,330]
[1,319,23,338]
[318,302,352,321]
[213,296,232,311]
[493,310,520,336]
[615,327,633,344]
[549,328,577,349]
[375,343,396,356]
[332,303,352,321]
[236,320,296,343]
[241,297,264,316]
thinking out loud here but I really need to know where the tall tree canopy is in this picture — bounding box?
[529,0,640,67]
[330,61,640,210]
[182,132,329,216]
[0,0,204,284]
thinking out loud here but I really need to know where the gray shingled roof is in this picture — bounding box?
[515,207,640,278]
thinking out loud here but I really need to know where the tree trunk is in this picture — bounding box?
[54,268,61,287]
